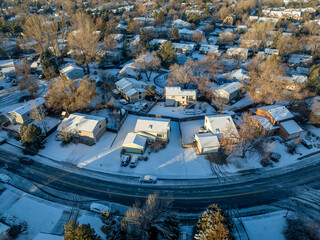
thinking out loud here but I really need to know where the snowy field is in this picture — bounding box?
[241,211,287,240]
[149,102,217,118]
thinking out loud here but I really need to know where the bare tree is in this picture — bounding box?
[17,60,39,98]
[30,102,48,134]
[220,113,266,158]
[167,60,197,89]
[67,12,100,73]
[192,31,206,44]
[104,34,117,51]
[134,52,161,81]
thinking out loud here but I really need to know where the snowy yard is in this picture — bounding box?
[149,102,217,118]
[180,119,204,144]
[241,211,287,240]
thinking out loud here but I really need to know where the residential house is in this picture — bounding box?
[118,62,140,79]
[173,19,192,29]
[214,82,243,102]
[115,78,148,103]
[8,97,45,125]
[178,29,201,41]
[122,132,147,154]
[165,87,197,106]
[288,54,313,68]
[204,115,239,141]
[226,47,249,60]
[172,43,196,54]
[134,117,171,142]
[0,59,15,78]
[199,44,219,55]
[256,105,294,125]
[60,64,84,80]
[279,120,303,140]
[58,113,107,145]
[251,115,279,136]
[194,133,220,154]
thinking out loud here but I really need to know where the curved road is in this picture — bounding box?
[0,148,320,212]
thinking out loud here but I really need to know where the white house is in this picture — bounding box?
[194,133,220,154]
[58,113,107,145]
[199,44,219,55]
[60,64,84,80]
[122,132,147,154]
[173,19,192,29]
[165,87,197,106]
[172,43,196,54]
[134,117,171,142]
[204,115,239,140]
[8,97,45,124]
[226,47,249,60]
[214,82,243,102]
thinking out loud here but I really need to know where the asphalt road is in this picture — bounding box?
[0,148,319,212]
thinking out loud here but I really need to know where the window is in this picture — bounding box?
[157,133,163,137]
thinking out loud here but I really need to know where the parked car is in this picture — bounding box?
[130,156,138,168]
[139,175,158,183]
[0,173,11,183]
[270,152,281,162]
[121,154,131,166]
[119,99,129,105]
[90,203,110,214]
[19,157,34,165]
[301,139,312,149]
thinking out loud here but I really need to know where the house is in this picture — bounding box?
[115,78,148,103]
[58,113,107,145]
[178,29,200,41]
[118,62,140,79]
[279,120,303,140]
[199,44,219,55]
[165,87,197,106]
[256,105,294,125]
[226,47,249,60]
[204,115,239,141]
[214,82,243,102]
[60,64,84,80]
[251,115,279,136]
[264,48,279,56]
[149,39,167,48]
[288,54,313,67]
[134,117,171,142]
[0,59,15,78]
[110,34,125,43]
[172,43,196,54]
[8,97,45,124]
[173,19,192,29]
[194,133,220,154]
[122,132,147,154]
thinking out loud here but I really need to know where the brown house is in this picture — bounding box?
[256,105,294,125]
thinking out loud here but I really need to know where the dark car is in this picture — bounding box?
[19,157,34,165]
[301,139,312,149]
[121,154,131,166]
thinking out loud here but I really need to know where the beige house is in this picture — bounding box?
[122,132,147,154]
[214,82,243,102]
[8,97,45,124]
[58,113,107,145]
[134,117,171,142]
[194,133,220,154]
[115,78,147,103]
[165,87,197,106]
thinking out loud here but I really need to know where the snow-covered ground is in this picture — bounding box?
[149,102,217,118]
[241,211,287,240]
[180,119,204,144]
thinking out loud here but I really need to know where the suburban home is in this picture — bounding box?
[288,54,313,67]
[110,34,125,43]
[60,64,84,80]
[173,19,192,29]
[204,115,239,141]
[279,120,303,140]
[8,97,45,125]
[58,113,107,145]
[199,44,219,55]
[256,105,294,125]
[115,78,148,103]
[122,132,147,154]
[149,39,168,48]
[226,47,249,60]
[194,133,220,154]
[178,29,201,41]
[172,43,196,54]
[134,117,171,142]
[165,87,197,106]
[214,82,243,102]
[251,115,279,136]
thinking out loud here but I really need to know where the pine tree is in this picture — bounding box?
[40,48,59,78]
[307,64,320,95]
[161,214,180,240]
[159,41,177,68]
[195,204,233,240]
[19,124,44,154]
[64,220,101,240]
[169,28,180,41]
[100,210,125,240]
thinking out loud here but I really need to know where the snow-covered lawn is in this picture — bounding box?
[149,102,217,118]
[241,211,287,240]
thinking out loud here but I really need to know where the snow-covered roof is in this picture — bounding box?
[60,64,83,74]
[122,132,147,148]
[149,39,167,46]
[165,87,196,97]
[9,97,45,116]
[199,44,219,52]
[216,82,243,94]
[0,59,14,69]
[251,115,279,131]
[134,117,170,134]
[172,43,196,51]
[205,114,239,138]
[258,105,294,122]
[280,120,303,135]
[58,113,105,133]
[195,133,220,148]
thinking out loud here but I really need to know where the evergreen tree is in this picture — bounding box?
[195,204,234,240]
[307,64,320,95]
[159,41,177,68]
[100,210,126,240]
[64,220,101,240]
[19,124,44,154]
[0,47,8,60]
[40,48,59,78]
[161,214,180,240]
[169,27,180,41]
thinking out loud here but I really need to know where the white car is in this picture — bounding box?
[0,173,11,183]
[90,203,111,214]
[139,175,158,183]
